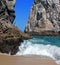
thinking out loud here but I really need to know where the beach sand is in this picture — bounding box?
[0,54,58,65]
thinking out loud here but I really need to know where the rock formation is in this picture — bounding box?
[25,0,60,35]
[0,0,30,55]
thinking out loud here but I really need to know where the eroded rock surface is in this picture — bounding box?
[25,0,60,35]
[0,0,30,55]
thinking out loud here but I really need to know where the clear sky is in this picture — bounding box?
[14,0,34,31]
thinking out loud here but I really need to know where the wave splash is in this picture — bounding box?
[16,39,60,64]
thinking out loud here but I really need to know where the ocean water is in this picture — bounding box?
[16,36,60,64]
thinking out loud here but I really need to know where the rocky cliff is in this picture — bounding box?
[0,0,30,55]
[25,0,60,35]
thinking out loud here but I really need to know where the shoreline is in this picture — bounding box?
[0,54,58,65]
[25,32,60,36]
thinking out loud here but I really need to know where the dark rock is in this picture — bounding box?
[0,0,30,55]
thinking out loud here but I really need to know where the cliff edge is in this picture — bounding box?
[25,0,60,35]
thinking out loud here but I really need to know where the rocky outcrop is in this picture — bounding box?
[0,0,15,23]
[25,0,60,35]
[0,0,30,55]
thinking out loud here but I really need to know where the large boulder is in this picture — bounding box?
[25,0,60,35]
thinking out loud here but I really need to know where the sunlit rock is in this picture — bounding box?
[25,0,60,35]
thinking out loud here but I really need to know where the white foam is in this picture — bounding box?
[16,40,60,64]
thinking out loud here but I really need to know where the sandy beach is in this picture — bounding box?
[0,54,58,65]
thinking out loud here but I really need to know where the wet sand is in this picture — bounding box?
[0,54,57,65]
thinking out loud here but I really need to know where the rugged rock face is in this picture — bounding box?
[25,0,60,35]
[0,0,15,23]
[0,0,30,55]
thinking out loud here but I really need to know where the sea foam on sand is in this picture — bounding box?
[16,40,60,64]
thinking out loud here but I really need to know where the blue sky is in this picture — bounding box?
[14,0,34,31]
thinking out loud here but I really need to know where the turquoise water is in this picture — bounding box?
[17,36,60,64]
[31,36,60,47]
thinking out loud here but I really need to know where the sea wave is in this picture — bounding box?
[16,40,60,64]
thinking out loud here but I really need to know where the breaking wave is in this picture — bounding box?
[16,37,60,64]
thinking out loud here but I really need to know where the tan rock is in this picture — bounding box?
[25,0,60,35]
